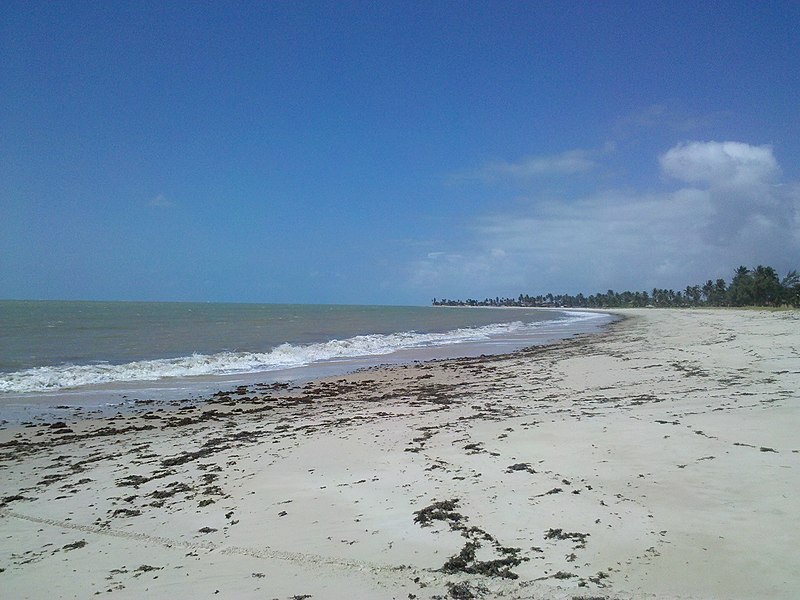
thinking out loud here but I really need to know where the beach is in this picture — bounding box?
[1,308,798,599]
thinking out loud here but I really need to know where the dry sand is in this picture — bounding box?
[1,308,798,599]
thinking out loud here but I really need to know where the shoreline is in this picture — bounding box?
[1,308,798,598]
[0,309,614,427]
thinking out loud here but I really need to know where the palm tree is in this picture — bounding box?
[780,270,800,306]
[685,285,701,306]
[431,263,796,308]
[701,280,714,303]
[751,265,782,305]
[713,279,728,306]
[728,266,753,306]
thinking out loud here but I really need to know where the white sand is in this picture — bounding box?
[1,308,798,599]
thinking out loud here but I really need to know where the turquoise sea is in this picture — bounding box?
[0,300,613,423]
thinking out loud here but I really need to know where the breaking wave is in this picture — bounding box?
[0,312,602,393]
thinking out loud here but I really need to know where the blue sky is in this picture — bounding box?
[2,1,799,305]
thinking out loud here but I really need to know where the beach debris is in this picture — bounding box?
[116,470,174,488]
[413,499,464,529]
[414,499,527,579]
[150,482,191,499]
[553,571,577,579]
[61,539,87,551]
[544,528,590,549]
[441,540,526,579]
[588,571,610,585]
[446,581,484,598]
[132,565,162,577]
[417,383,460,405]
[110,508,141,518]
[505,462,536,474]
[1,494,33,506]
[406,427,438,453]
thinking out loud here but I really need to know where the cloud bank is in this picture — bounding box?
[660,141,780,187]
[411,141,799,297]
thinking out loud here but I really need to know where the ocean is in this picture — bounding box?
[0,300,613,423]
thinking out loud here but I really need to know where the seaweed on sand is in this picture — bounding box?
[441,541,526,579]
[544,528,590,549]
[414,499,528,579]
[413,499,464,529]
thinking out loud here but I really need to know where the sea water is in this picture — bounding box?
[0,300,613,423]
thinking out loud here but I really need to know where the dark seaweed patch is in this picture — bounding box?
[544,528,590,549]
[62,540,87,551]
[506,462,536,474]
[414,499,527,579]
[413,499,464,529]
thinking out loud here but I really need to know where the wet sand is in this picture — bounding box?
[1,308,798,599]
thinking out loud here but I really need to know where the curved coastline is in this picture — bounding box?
[0,309,614,425]
[3,308,796,598]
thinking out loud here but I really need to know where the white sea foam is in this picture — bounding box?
[0,312,603,394]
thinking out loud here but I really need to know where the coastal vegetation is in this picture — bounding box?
[432,265,800,309]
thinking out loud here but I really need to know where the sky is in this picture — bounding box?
[2,1,799,305]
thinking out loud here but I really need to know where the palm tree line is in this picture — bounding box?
[432,265,800,309]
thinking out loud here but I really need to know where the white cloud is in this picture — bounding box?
[659,141,779,187]
[411,189,716,295]
[409,141,799,297]
[484,149,595,178]
[614,104,725,135]
[660,141,791,248]
[447,146,614,187]
[147,193,175,208]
